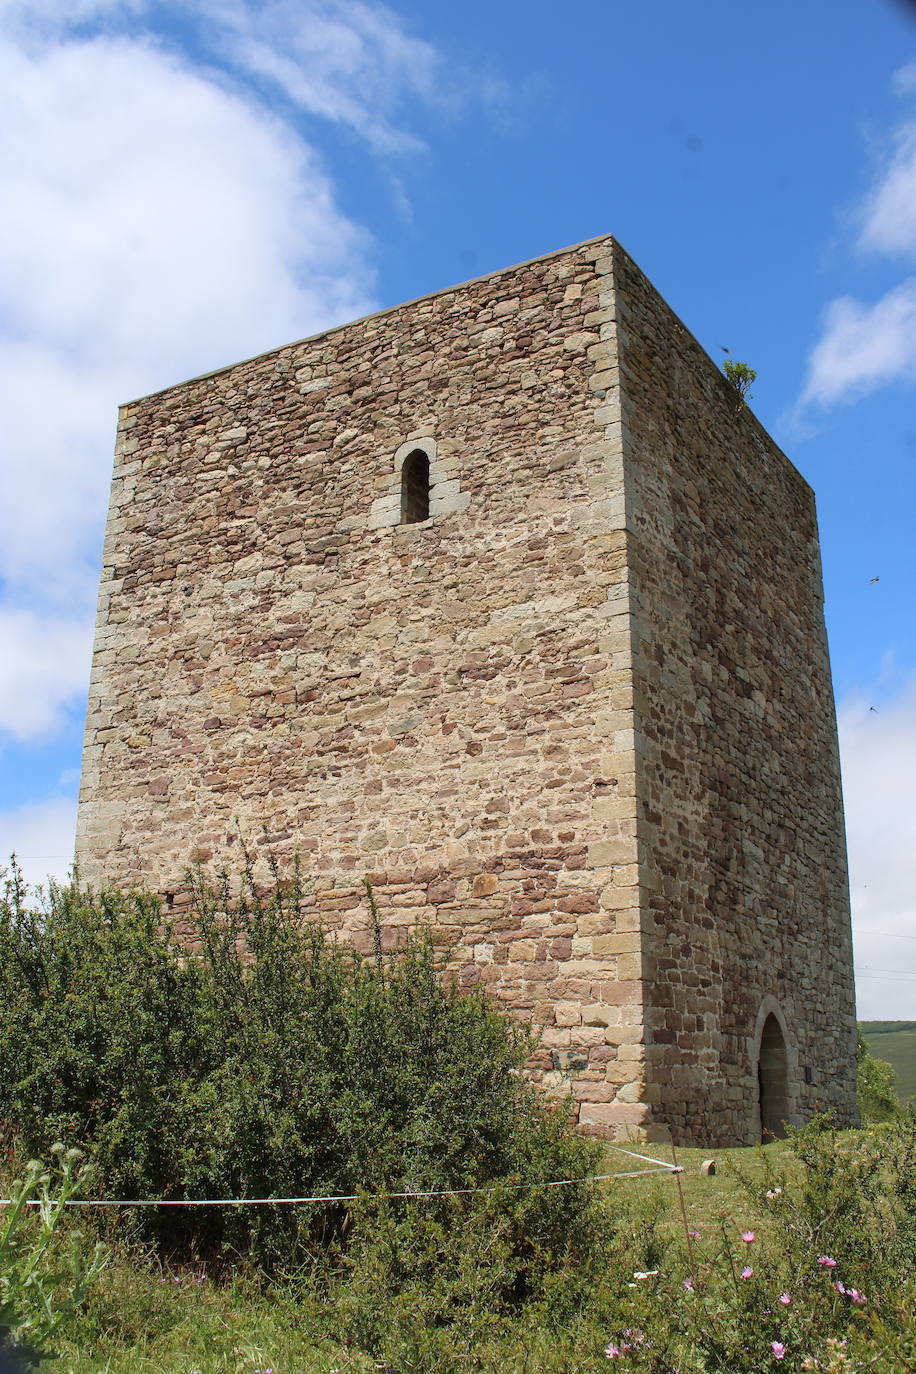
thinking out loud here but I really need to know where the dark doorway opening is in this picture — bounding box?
[758,1014,790,1140]
[401,449,431,523]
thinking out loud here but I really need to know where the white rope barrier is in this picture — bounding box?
[605,1143,680,1169]
[4,1146,681,1209]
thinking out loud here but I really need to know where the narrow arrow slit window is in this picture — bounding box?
[400,448,431,524]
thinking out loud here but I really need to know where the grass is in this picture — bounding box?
[49,1139,798,1374]
[55,1267,369,1374]
[617,1139,796,1235]
[861,1021,916,1102]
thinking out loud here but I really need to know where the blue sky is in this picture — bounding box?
[1,0,914,1016]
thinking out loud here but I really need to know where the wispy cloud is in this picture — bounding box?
[0,0,470,749]
[892,61,916,97]
[860,122,916,257]
[838,674,916,1019]
[197,0,446,153]
[800,65,916,411]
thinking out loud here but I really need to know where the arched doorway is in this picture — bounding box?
[757,1013,790,1140]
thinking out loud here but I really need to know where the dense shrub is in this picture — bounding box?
[855,1028,900,1123]
[0,858,605,1276]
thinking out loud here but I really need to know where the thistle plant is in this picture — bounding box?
[0,1146,107,1367]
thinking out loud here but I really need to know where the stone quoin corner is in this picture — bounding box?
[75,234,857,1146]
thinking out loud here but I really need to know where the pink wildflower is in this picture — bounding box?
[848,1288,867,1305]
[835,1281,846,1295]
[741,1266,753,1279]
[817,1255,836,1269]
[605,1344,622,1359]
[683,1277,695,1291]
[771,1342,786,1361]
[742,1231,756,1243]
[779,1292,792,1306]
[688,1228,701,1238]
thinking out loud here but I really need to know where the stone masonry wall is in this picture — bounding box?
[612,242,857,1145]
[76,237,654,1137]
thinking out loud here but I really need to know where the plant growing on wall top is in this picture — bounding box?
[723,359,756,409]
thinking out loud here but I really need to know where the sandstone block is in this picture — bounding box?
[578,1102,651,1128]
[581,1004,617,1027]
[616,953,643,981]
[555,1002,582,1027]
[588,837,636,868]
[472,874,499,897]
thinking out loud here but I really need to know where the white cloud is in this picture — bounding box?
[799,278,916,408]
[838,677,916,1019]
[0,0,140,41]
[0,608,93,739]
[2,0,455,153]
[0,795,79,889]
[0,25,376,595]
[860,123,916,258]
[198,0,444,153]
[800,72,916,411]
[1,35,372,369]
[0,0,463,749]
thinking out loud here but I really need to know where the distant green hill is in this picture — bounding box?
[860,1021,916,1103]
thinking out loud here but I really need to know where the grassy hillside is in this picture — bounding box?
[860,1020,916,1102]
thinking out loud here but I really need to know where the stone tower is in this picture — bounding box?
[76,235,857,1145]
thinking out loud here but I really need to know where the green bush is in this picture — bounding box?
[856,1028,900,1123]
[723,358,757,407]
[44,1121,916,1374]
[0,857,605,1277]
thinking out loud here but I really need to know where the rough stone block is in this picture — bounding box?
[578,1102,651,1128]
[588,837,636,868]
[554,1002,582,1027]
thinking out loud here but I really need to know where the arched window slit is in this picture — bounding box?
[400,449,431,524]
